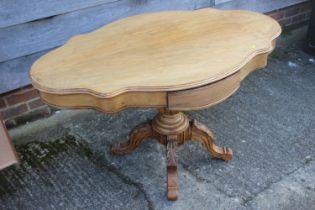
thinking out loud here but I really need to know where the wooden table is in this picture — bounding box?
[30,8,281,200]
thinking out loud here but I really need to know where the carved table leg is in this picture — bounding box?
[191,119,233,161]
[111,122,153,155]
[166,135,178,201]
[111,109,233,200]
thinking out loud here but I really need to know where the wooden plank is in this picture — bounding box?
[0,115,18,170]
[215,0,233,5]
[0,50,49,94]
[0,0,206,63]
[215,0,307,13]
[0,1,128,63]
[0,0,119,28]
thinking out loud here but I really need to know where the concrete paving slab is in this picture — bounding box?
[0,137,150,210]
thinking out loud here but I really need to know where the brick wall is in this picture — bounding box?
[0,1,312,128]
[0,86,52,128]
[267,1,312,28]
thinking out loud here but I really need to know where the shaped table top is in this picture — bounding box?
[30,8,281,112]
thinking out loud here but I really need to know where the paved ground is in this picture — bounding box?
[1,26,315,210]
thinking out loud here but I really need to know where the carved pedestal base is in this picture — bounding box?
[111,108,233,200]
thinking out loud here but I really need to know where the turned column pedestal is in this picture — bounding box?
[111,108,233,200]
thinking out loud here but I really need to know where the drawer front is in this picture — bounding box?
[168,71,240,110]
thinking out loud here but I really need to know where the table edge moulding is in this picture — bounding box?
[30,8,281,200]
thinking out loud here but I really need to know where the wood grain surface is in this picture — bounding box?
[0,0,117,28]
[30,8,281,111]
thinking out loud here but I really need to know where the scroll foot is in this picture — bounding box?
[111,122,153,155]
[191,120,233,161]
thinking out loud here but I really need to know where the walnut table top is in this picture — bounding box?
[30,8,281,201]
[31,8,281,112]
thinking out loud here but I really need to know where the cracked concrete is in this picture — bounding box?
[0,137,151,210]
[248,159,315,210]
[1,26,315,209]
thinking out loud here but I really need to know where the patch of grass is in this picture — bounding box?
[0,135,94,197]
[16,135,79,169]
[269,48,291,61]
[280,29,293,38]
[270,51,281,60]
